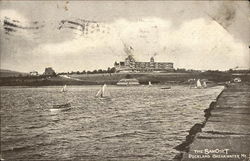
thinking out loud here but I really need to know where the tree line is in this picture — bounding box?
[58,67,116,75]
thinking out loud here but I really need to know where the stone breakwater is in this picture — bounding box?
[173,83,250,161]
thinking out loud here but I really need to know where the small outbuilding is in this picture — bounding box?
[30,71,39,76]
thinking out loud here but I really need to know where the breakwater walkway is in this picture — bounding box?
[175,83,250,161]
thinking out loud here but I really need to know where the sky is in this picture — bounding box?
[0,1,249,73]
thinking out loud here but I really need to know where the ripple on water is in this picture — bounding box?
[0,85,224,160]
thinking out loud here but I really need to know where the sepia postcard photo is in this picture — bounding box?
[0,1,249,161]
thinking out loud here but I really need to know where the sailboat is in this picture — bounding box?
[148,81,152,86]
[195,79,202,89]
[61,85,67,92]
[50,85,70,112]
[50,102,71,112]
[96,84,110,98]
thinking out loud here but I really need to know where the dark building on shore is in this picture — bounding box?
[43,67,56,76]
[114,55,174,72]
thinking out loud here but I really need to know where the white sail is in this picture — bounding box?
[96,84,108,97]
[61,85,67,92]
[102,84,107,97]
[96,88,102,97]
[148,81,152,86]
[196,79,202,88]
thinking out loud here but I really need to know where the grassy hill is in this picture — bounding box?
[0,69,28,77]
[0,70,249,86]
[70,72,198,84]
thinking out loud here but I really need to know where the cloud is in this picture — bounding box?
[0,9,45,43]
[33,25,121,55]
[0,9,28,22]
[0,1,249,72]
[157,18,248,69]
[30,16,248,71]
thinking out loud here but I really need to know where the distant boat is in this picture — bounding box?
[161,86,171,89]
[117,78,140,86]
[233,77,241,83]
[96,84,110,98]
[195,79,202,89]
[148,81,152,86]
[61,85,67,92]
[50,103,71,112]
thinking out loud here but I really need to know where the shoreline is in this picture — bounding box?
[1,72,244,86]
[173,83,250,161]
[173,87,224,160]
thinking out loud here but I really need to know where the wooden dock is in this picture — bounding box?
[176,83,250,161]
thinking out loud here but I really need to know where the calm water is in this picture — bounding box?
[0,85,223,160]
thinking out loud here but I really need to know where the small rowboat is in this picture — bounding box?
[161,86,171,89]
[50,103,71,112]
